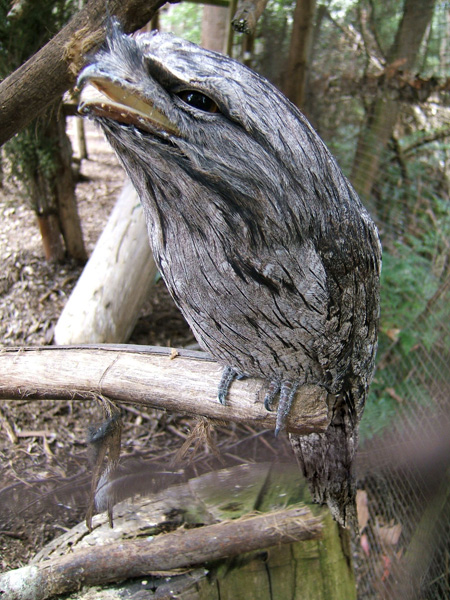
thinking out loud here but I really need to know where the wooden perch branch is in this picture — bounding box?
[232,0,269,34]
[0,0,167,147]
[0,345,329,435]
[0,506,322,600]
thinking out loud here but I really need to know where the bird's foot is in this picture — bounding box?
[219,369,298,436]
[264,379,299,436]
[217,366,246,404]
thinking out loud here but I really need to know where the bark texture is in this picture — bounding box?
[0,345,329,435]
[54,182,156,344]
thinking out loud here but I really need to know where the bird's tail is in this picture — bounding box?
[289,392,360,529]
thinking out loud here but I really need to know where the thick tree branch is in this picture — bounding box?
[232,0,269,35]
[402,127,450,157]
[0,345,329,435]
[0,506,322,600]
[0,0,168,147]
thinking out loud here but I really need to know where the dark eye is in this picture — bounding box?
[177,90,219,113]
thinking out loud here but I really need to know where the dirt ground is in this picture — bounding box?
[1,119,285,571]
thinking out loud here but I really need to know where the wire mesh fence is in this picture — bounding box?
[290,2,450,597]
[241,0,449,596]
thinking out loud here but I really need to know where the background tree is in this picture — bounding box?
[351,0,437,209]
[0,0,86,262]
[201,4,229,52]
[282,0,316,110]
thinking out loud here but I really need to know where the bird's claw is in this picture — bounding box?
[218,366,245,404]
[265,379,299,436]
[219,370,298,437]
[264,380,281,412]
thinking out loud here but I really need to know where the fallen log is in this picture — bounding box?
[54,181,157,344]
[0,461,358,600]
[0,506,322,600]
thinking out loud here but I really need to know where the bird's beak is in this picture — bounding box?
[77,72,179,136]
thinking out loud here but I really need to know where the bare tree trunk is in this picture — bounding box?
[27,113,66,262]
[282,0,317,110]
[351,0,436,209]
[36,213,65,263]
[201,5,229,53]
[225,0,238,56]
[55,113,87,262]
[29,107,86,263]
[241,32,254,66]
[75,117,88,160]
[303,3,327,121]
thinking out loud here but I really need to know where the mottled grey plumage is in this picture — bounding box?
[78,23,381,527]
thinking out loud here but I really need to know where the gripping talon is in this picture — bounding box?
[275,380,299,436]
[218,366,238,404]
[264,379,299,436]
[264,380,281,411]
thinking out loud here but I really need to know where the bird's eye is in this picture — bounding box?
[176,90,219,113]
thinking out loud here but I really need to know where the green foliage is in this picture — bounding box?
[6,123,59,205]
[380,247,436,337]
[421,0,450,74]
[159,3,203,45]
[0,0,77,211]
[0,0,76,76]
[362,180,449,440]
[365,0,404,58]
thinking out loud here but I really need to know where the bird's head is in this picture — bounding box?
[77,21,310,161]
[77,22,365,248]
